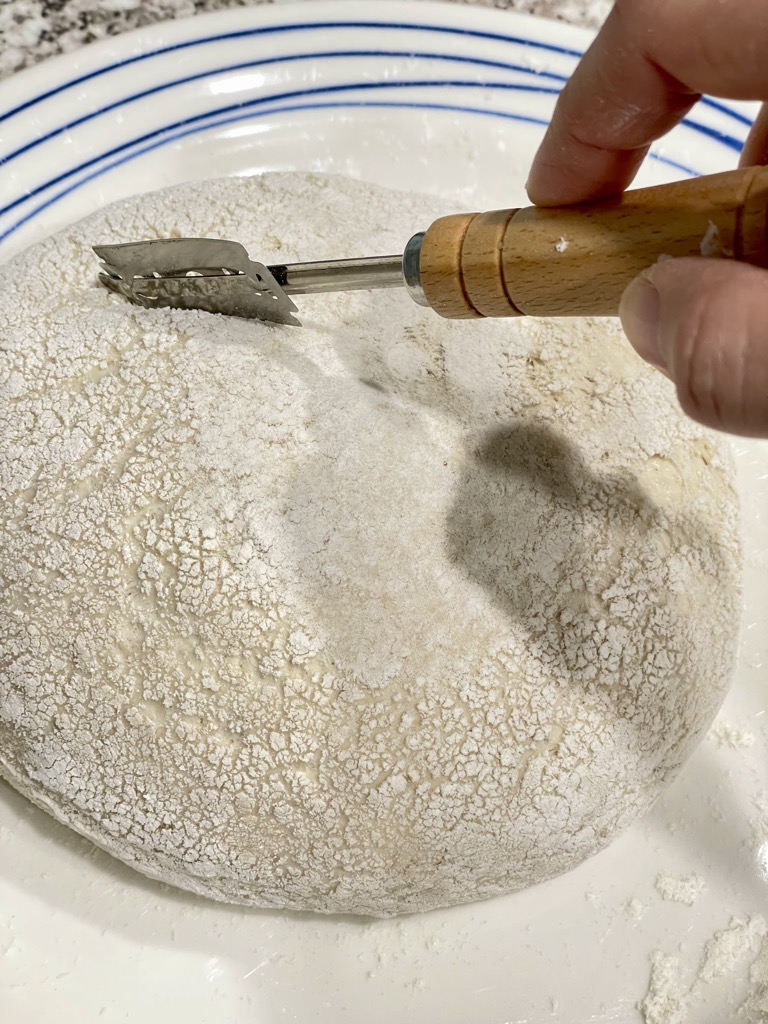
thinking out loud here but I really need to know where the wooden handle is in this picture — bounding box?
[419,166,768,319]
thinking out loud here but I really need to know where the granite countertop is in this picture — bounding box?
[0,0,609,80]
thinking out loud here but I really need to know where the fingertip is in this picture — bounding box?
[619,272,669,376]
[641,258,768,437]
[524,153,562,207]
[525,141,649,208]
[740,101,768,167]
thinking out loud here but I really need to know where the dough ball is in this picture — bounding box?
[0,174,741,915]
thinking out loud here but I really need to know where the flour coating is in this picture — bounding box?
[0,174,741,915]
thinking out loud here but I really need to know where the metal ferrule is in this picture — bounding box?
[402,232,429,307]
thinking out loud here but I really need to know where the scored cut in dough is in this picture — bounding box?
[0,174,741,916]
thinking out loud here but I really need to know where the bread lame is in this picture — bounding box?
[94,167,768,328]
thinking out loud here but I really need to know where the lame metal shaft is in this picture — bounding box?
[268,233,427,306]
[269,254,404,295]
[93,232,428,326]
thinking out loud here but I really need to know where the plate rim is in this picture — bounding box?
[0,6,766,1023]
[0,0,596,107]
[0,0,754,258]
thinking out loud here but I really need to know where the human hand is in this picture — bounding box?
[526,0,768,437]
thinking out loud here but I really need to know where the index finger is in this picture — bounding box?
[526,0,768,206]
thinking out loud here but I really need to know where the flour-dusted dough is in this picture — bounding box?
[0,175,741,916]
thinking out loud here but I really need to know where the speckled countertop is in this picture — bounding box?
[0,0,609,80]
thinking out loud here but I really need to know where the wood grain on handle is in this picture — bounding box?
[417,212,481,319]
[419,166,768,319]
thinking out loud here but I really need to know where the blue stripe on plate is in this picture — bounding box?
[0,78,561,218]
[1,67,563,170]
[0,19,753,132]
[0,100,699,246]
[0,22,583,124]
[0,76,742,222]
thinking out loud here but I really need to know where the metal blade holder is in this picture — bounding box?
[94,238,301,326]
[94,235,428,325]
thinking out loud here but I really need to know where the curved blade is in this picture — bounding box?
[93,238,300,326]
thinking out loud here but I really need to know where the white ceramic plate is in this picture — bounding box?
[0,3,766,1023]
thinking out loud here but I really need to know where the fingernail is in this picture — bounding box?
[619,273,667,373]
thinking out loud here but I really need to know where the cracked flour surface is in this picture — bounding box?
[0,174,741,915]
